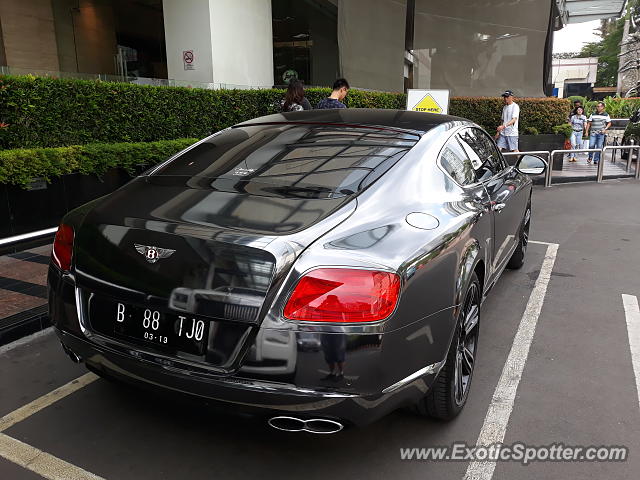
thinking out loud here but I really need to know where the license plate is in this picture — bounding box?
[89,296,209,356]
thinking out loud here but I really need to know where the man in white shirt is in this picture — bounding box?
[496,90,520,152]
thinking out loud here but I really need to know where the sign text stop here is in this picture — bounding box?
[406,89,450,115]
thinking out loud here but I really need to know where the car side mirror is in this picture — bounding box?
[515,154,547,175]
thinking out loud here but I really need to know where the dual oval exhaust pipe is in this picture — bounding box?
[268,416,344,434]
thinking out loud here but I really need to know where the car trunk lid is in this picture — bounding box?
[71,177,354,372]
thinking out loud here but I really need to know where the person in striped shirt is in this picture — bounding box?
[585,102,611,165]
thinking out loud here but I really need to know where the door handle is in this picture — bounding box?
[492,202,506,212]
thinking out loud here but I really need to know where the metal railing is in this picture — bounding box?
[548,148,604,187]
[598,145,640,182]
[510,145,640,187]
[0,227,57,249]
[0,65,273,91]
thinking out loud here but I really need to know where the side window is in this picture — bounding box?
[458,128,504,182]
[474,129,508,171]
[439,137,476,186]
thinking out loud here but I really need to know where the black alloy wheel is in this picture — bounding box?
[415,273,481,420]
[454,281,480,407]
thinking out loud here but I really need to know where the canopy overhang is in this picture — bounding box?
[557,0,626,24]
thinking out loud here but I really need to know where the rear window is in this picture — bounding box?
[152,124,420,198]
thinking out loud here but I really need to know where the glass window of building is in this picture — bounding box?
[271,0,339,87]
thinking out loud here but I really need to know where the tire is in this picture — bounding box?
[507,202,531,270]
[414,273,481,421]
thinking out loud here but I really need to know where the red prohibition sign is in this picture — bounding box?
[183,51,194,64]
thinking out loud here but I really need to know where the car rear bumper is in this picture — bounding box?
[55,328,441,426]
[50,265,455,427]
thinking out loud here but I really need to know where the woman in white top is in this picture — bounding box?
[568,106,587,163]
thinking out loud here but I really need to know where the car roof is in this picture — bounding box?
[235,108,465,135]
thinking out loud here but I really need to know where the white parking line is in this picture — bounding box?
[622,294,640,411]
[464,242,559,480]
[0,372,101,479]
[0,433,105,480]
[0,372,98,433]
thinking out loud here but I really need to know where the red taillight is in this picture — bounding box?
[52,224,74,271]
[283,268,400,323]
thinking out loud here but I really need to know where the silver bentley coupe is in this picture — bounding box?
[49,109,546,433]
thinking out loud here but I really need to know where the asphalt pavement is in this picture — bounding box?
[1,178,639,480]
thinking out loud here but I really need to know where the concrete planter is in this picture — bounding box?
[518,134,566,170]
[0,168,138,242]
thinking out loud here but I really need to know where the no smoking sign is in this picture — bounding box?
[183,50,195,70]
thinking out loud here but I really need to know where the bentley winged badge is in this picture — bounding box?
[134,244,176,264]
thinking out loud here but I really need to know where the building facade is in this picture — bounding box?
[0,0,622,96]
[551,56,598,98]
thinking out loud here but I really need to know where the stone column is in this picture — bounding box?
[0,0,60,71]
[162,0,274,87]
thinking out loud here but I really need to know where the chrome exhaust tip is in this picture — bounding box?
[60,342,82,363]
[268,416,344,434]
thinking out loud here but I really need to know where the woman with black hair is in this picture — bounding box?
[280,80,312,112]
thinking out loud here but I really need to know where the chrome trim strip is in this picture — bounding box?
[74,287,89,335]
[0,227,57,247]
[228,381,358,398]
[381,361,444,394]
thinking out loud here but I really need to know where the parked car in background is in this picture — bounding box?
[621,110,640,160]
[49,109,546,433]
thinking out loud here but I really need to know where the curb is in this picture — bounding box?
[0,306,49,348]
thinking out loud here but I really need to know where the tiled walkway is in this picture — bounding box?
[0,245,50,345]
[550,151,637,182]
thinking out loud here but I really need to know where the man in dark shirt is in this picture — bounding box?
[317,78,350,109]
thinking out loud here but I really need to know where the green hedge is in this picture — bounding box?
[568,95,640,118]
[0,75,570,149]
[451,96,571,136]
[0,75,403,149]
[0,138,197,187]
